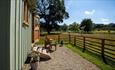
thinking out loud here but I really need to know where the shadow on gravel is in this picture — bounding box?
[40,58,51,62]
[49,50,55,53]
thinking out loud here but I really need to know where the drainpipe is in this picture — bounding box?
[32,12,35,43]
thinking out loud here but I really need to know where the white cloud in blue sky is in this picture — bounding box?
[100,18,110,24]
[63,0,115,25]
[84,10,95,16]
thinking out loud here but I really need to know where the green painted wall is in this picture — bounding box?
[0,0,32,70]
[10,0,32,70]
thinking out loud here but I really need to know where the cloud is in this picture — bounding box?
[101,18,110,24]
[84,10,95,16]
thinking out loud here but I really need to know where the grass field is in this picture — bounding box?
[93,30,115,34]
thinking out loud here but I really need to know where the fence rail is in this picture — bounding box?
[57,33,115,64]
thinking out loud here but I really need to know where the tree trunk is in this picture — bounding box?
[46,21,51,34]
[47,26,52,34]
[48,31,50,34]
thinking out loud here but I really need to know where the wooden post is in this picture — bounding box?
[74,36,76,46]
[58,34,60,43]
[68,32,70,43]
[101,39,107,64]
[82,37,85,52]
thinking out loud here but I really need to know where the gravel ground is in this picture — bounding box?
[37,46,100,70]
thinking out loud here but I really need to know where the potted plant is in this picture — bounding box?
[30,51,40,70]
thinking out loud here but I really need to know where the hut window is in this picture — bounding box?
[23,0,29,25]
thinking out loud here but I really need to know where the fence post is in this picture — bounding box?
[74,36,76,46]
[58,34,60,43]
[68,32,70,43]
[101,39,107,64]
[82,37,85,52]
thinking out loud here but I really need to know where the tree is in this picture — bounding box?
[69,22,80,32]
[94,24,104,30]
[80,19,93,32]
[108,23,115,30]
[61,23,68,31]
[37,0,69,34]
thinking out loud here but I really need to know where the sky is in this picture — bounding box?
[63,0,115,25]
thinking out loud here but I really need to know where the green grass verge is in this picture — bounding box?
[38,39,44,44]
[66,44,115,70]
[40,32,61,36]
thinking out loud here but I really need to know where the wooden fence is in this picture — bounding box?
[57,33,115,64]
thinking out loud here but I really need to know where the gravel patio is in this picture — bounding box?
[37,46,100,70]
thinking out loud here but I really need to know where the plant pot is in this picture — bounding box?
[25,56,31,64]
[30,62,38,70]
